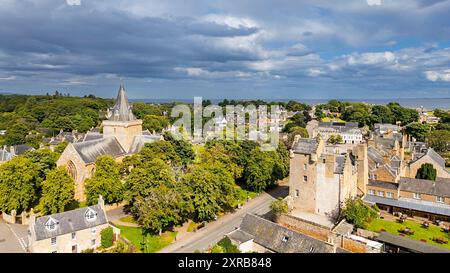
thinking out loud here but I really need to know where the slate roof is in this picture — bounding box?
[128,134,162,154]
[319,122,359,128]
[293,138,319,155]
[13,144,34,155]
[227,229,254,245]
[368,180,399,190]
[376,232,450,253]
[374,123,401,133]
[399,177,450,198]
[334,155,346,174]
[236,213,335,253]
[318,122,362,134]
[364,195,450,217]
[72,136,126,164]
[107,84,135,122]
[82,131,103,142]
[411,148,446,168]
[368,146,383,165]
[33,204,108,241]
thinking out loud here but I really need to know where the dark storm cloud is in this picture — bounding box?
[0,0,450,98]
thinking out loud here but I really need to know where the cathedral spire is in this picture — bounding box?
[108,84,135,121]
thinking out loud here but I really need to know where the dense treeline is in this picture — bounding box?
[0,93,175,147]
[315,100,419,128]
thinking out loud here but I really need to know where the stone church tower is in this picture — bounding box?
[102,84,142,152]
[57,84,150,201]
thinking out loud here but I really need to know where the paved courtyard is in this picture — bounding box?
[0,220,27,253]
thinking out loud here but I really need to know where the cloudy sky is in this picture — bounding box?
[0,0,450,99]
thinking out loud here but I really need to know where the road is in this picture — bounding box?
[159,183,289,253]
[0,220,27,253]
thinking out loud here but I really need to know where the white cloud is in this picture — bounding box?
[425,69,450,82]
[0,75,15,81]
[366,0,382,6]
[66,0,81,6]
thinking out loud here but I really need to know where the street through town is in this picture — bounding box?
[158,182,289,253]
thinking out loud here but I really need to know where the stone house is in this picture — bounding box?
[287,137,366,221]
[312,122,363,144]
[27,196,119,253]
[406,148,450,179]
[0,144,34,164]
[227,213,382,253]
[57,84,162,201]
[365,177,450,221]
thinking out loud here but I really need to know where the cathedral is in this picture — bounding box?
[57,84,162,201]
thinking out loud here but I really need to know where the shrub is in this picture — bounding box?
[101,227,114,248]
[340,198,378,229]
[270,198,288,215]
[111,240,129,253]
[82,248,94,253]
[217,237,240,253]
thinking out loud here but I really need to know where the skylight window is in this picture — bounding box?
[85,208,97,221]
[282,236,289,242]
[45,217,59,232]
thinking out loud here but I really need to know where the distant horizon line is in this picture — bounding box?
[1,91,450,102]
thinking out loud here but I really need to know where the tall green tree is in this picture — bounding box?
[427,130,450,154]
[341,198,378,229]
[22,148,59,181]
[181,163,237,221]
[405,122,430,142]
[163,131,195,166]
[134,185,185,234]
[85,156,124,205]
[4,123,29,146]
[0,157,40,213]
[39,167,75,215]
[125,158,176,204]
[142,115,169,133]
[415,163,437,181]
[244,148,277,192]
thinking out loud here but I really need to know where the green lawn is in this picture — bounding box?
[234,185,258,206]
[367,218,450,249]
[117,225,177,253]
[321,117,345,122]
[119,215,136,223]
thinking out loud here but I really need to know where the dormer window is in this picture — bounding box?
[85,208,97,221]
[282,236,289,242]
[45,217,59,232]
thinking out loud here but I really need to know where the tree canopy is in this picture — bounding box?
[415,163,437,181]
[0,157,40,213]
[39,166,75,215]
[85,156,124,205]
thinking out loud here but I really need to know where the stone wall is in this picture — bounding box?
[2,210,16,224]
[278,214,331,242]
[289,153,317,213]
[407,155,450,179]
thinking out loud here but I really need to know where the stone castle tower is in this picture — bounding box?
[102,84,142,152]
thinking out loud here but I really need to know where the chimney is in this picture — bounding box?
[325,154,335,178]
[98,195,105,210]
[29,208,36,225]
[354,144,368,196]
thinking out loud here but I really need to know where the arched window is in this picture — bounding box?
[67,160,77,181]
